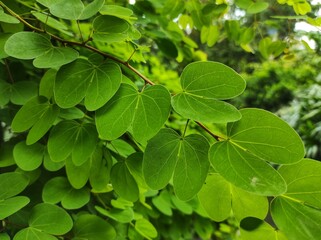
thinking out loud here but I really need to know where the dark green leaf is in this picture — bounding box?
[13,141,44,171]
[143,129,210,200]
[0,172,29,199]
[4,32,51,59]
[73,214,116,240]
[65,156,90,189]
[95,206,134,223]
[111,161,139,202]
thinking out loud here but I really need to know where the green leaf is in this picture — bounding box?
[198,174,268,221]
[247,2,269,14]
[0,196,30,220]
[95,206,134,223]
[11,97,59,145]
[172,61,245,123]
[14,228,57,240]
[210,141,286,195]
[33,47,79,69]
[271,197,321,240]
[135,218,158,239]
[55,58,121,111]
[42,177,90,209]
[29,203,73,235]
[73,214,116,240]
[10,81,38,105]
[0,233,10,240]
[39,69,56,99]
[0,172,29,199]
[79,0,104,20]
[96,84,171,143]
[152,190,173,216]
[0,7,19,24]
[240,217,288,240]
[48,121,97,164]
[111,161,139,202]
[65,156,91,189]
[49,0,84,20]
[4,32,51,59]
[89,147,112,191]
[143,128,210,201]
[0,80,10,106]
[99,5,135,22]
[0,142,15,167]
[13,141,44,171]
[228,108,305,164]
[278,159,321,208]
[93,15,129,38]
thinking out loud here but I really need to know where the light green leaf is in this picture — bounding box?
[13,141,44,171]
[172,61,245,123]
[55,58,121,110]
[271,197,321,240]
[79,0,104,20]
[49,0,84,20]
[65,156,91,189]
[43,151,65,172]
[198,174,268,222]
[210,141,287,195]
[111,161,139,202]
[29,203,73,235]
[247,2,269,14]
[96,84,171,142]
[13,228,57,240]
[73,214,116,240]
[0,172,29,199]
[0,7,19,24]
[135,218,158,239]
[4,32,51,59]
[228,108,305,164]
[172,93,241,123]
[198,174,231,221]
[278,159,321,208]
[240,217,288,240]
[143,128,210,201]
[152,190,173,216]
[0,233,10,240]
[33,47,79,69]
[99,5,135,22]
[0,196,30,220]
[95,206,134,223]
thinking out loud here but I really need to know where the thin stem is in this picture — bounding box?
[76,20,84,43]
[182,119,190,138]
[126,45,137,63]
[195,121,220,141]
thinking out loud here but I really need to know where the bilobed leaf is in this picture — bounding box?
[13,141,44,171]
[198,174,232,221]
[29,203,73,235]
[55,58,121,110]
[198,174,268,222]
[135,218,158,239]
[79,0,104,20]
[96,84,171,142]
[33,47,79,69]
[172,61,245,123]
[73,214,116,240]
[278,159,321,208]
[228,108,305,164]
[4,32,51,59]
[0,172,29,199]
[143,128,210,200]
[0,196,30,220]
[111,161,139,202]
[271,197,321,240]
[42,177,70,204]
[49,0,84,20]
[10,81,38,105]
[210,141,286,195]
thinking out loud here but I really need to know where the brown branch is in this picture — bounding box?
[195,121,220,141]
